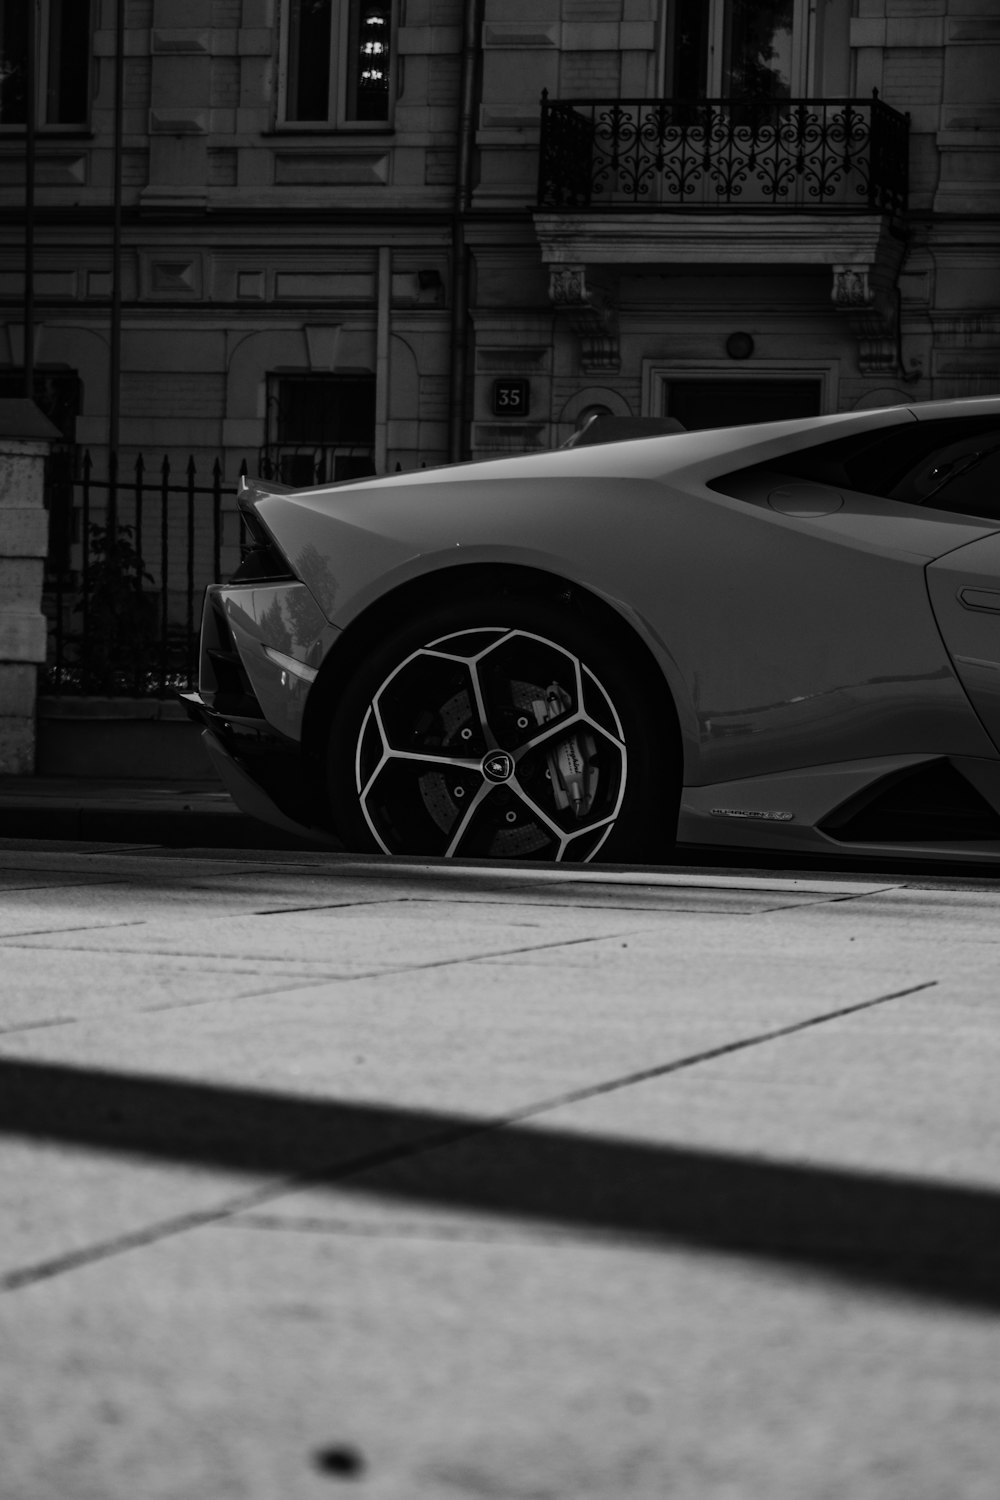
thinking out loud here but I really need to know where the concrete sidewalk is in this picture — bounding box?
[2,844,1000,1498]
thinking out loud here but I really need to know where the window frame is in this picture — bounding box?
[261,372,377,486]
[660,0,816,101]
[276,0,397,133]
[0,0,93,133]
[642,359,839,423]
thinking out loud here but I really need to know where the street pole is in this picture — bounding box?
[23,0,37,399]
[108,0,125,529]
[447,0,484,463]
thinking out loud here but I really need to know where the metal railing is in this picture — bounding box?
[537,90,908,213]
[44,451,246,697]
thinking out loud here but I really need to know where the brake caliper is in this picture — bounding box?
[531,682,596,818]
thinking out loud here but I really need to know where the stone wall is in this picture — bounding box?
[0,402,57,774]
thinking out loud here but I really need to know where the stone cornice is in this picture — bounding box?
[533,212,905,269]
[534,212,910,376]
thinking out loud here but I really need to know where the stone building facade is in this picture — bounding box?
[2,0,998,510]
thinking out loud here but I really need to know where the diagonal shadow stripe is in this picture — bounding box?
[1,1054,998,1310]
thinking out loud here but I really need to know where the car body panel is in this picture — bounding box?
[927,531,1000,755]
[198,581,339,743]
[188,397,1000,860]
[249,435,999,789]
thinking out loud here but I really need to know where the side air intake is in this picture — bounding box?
[820,760,1000,844]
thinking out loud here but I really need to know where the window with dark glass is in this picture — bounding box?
[0,0,91,126]
[46,0,90,123]
[713,417,1000,523]
[0,1,26,123]
[722,0,794,101]
[283,0,392,125]
[667,0,803,101]
[263,376,376,486]
[348,3,390,120]
[285,0,334,122]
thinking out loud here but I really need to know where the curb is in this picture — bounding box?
[0,784,327,851]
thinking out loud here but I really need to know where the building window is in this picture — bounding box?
[0,0,91,127]
[261,375,376,486]
[281,0,393,127]
[667,0,805,100]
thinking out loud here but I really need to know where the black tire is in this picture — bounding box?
[326,595,678,862]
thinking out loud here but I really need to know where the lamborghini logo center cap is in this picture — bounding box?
[482,751,515,784]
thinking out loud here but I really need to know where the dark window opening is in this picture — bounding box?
[722,0,794,102]
[262,374,376,486]
[46,0,91,123]
[285,0,333,122]
[348,3,391,121]
[0,0,91,126]
[665,379,821,431]
[670,0,710,100]
[284,0,391,124]
[0,0,27,123]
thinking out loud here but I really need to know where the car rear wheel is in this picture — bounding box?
[326,596,677,862]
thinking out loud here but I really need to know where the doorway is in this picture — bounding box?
[664,378,822,430]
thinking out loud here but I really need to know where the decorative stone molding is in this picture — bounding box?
[151,29,211,53]
[548,265,619,372]
[149,108,210,135]
[831,264,900,377]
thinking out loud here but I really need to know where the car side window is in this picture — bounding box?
[886,430,1000,518]
[713,417,1000,521]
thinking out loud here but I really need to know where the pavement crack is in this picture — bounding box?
[488,979,939,1126]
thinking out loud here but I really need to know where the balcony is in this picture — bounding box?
[532,92,911,378]
[537,91,908,215]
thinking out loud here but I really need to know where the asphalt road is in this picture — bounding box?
[2,839,1000,1500]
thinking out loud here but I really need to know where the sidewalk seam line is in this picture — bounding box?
[0,979,936,1293]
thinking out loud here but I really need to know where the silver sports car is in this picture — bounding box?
[184,396,1000,864]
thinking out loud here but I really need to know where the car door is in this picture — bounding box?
[703,409,1000,781]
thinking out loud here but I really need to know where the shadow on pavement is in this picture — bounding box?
[2,1055,998,1310]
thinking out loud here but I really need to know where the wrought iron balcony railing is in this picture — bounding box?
[537,91,908,214]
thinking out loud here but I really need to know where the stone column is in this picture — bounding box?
[0,400,59,774]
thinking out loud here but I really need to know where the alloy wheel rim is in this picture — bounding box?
[354,626,628,861]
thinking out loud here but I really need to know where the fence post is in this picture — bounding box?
[186,455,196,684]
[212,457,222,585]
[238,458,248,553]
[107,445,119,538]
[80,448,92,645]
[134,453,145,588]
[159,454,170,696]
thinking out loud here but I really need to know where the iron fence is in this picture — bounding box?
[537,90,909,213]
[43,450,247,697]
